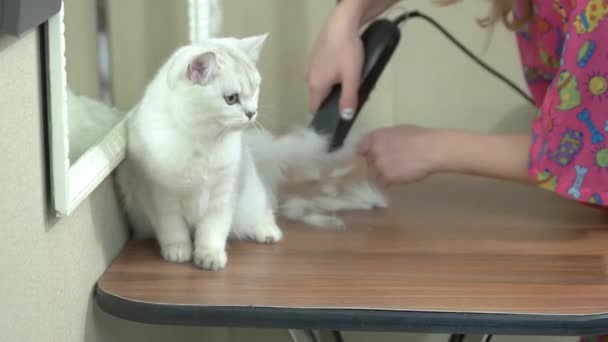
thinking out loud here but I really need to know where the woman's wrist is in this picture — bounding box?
[334,0,367,27]
[335,0,399,27]
[429,129,474,174]
[428,128,533,184]
[425,128,450,175]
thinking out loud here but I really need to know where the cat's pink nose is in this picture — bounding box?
[245,111,256,120]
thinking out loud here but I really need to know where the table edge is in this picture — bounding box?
[95,285,608,335]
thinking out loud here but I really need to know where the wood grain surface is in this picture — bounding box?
[98,175,608,315]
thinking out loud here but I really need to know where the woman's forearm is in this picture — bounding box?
[432,129,534,185]
[338,0,401,26]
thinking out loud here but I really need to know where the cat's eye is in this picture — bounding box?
[224,94,240,105]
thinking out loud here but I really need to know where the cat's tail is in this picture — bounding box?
[245,127,364,191]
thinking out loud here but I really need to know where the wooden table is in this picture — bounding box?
[96,175,608,336]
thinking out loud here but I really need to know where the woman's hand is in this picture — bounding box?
[305,0,400,117]
[358,124,533,187]
[305,1,365,119]
[358,125,440,187]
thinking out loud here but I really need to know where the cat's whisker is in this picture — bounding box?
[248,120,261,132]
[254,121,266,133]
[255,120,269,132]
[256,115,272,124]
[250,120,262,131]
[252,122,262,134]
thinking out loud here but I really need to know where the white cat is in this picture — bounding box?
[115,34,364,270]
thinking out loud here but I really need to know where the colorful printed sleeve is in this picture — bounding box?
[528,0,608,206]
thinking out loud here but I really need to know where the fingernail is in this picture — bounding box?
[341,108,354,120]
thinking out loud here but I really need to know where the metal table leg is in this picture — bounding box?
[288,330,344,342]
[449,334,466,342]
[288,330,319,342]
[449,334,493,342]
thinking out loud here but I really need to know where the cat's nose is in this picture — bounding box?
[245,111,256,120]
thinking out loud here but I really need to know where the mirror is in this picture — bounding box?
[63,0,120,163]
[45,0,220,216]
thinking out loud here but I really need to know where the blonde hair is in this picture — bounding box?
[435,0,533,30]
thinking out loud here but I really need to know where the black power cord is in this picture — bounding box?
[393,10,535,106]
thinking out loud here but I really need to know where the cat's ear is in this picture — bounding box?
[187,52,217,85]
[238,33,268,63]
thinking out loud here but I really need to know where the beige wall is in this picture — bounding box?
[0,31,128,341]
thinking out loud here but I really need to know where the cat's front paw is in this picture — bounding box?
[160,242,193,263]
[193,247,227,270]
[253,221,283,244]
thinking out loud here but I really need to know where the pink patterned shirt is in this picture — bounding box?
[517,0,608,206]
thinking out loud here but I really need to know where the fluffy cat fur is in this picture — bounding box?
[116,34,386,271]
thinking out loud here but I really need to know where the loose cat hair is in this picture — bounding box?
[115,34,372,270]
